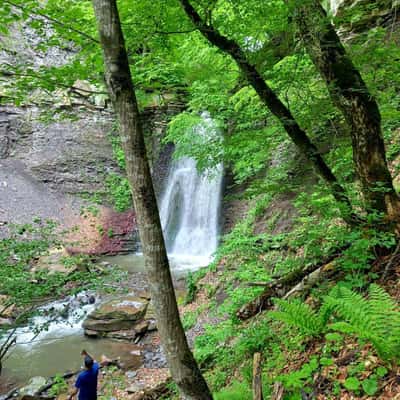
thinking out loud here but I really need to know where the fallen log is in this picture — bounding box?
[36,369,81,396]
[237,249,346,320]
[282,262,337,300]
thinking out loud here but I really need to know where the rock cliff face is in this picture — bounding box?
[0,105,118,195]
[0,101,183,254]
[0,103,182,196]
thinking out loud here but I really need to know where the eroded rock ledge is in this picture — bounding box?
[82,295,157,340]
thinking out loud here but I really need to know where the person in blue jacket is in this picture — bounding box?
[68,350,99,400]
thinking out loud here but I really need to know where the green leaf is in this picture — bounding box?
[344,377,361,392]
[325,332,343,343]
[362,378,378,396]
[375,366,388,378]
[320,357,334,366]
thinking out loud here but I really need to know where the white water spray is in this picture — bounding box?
[13,293,96,346]
[330,0,345,15]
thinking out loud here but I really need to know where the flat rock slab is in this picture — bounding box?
[89,296,148,321]
[82,296,149,332]
[84,319,153,338]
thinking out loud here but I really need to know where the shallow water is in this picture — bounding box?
[104,252,211,277]
[2,335,142,386]
[0,255,147,392]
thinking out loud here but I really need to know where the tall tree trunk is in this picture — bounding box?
[293,0,400,225]
[179,0,357,226]
[91,1,213,399]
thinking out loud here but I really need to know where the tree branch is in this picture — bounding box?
[2,0,99,44]
[153,29,197,35]
[0,69,107,95]
[178,0,359,225]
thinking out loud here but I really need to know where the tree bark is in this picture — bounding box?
[179,0,357,225]
[252,353,264,400]
[293,0,400,225]
[91,1,213,399]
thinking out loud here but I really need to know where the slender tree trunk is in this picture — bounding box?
[91,1,213,399]
[179,0,357,226]
[293,0,400,224]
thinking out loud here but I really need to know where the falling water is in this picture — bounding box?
[330,0,345,15]
[159,114,223,269]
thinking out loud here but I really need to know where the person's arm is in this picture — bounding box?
[93,361,100,374]
[68,387,78,400]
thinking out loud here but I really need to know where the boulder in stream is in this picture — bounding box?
[0,294,17,318]
[0,317,13,327]
[89,296,148,321]
[82,296,149,333]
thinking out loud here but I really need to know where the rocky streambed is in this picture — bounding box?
[82,294,157,340]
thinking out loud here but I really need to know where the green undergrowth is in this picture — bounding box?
[272,283,400,361]
[213,381,252,400]
[0,220,124,310]
[180,174,399,398]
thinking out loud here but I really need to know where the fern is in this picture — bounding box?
[271,284,400,362]
[271,299,325,336]
[323,284,400,360]
[324,286,372,334]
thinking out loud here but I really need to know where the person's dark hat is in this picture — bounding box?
[84,355,94,369]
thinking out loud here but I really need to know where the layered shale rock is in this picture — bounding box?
[82,295,157,340]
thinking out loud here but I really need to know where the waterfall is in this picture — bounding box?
[159,114,223,269]
[330,0,345,15]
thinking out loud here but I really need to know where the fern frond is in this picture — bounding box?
[271,299,324,336]
[368,284,400,359]
[271,284,400,362]
[324,285,372,332]
[368,284,398,332]
[325,284,400,361]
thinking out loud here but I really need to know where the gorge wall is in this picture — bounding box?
[0,100,184,255]
[0,15,187,253]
